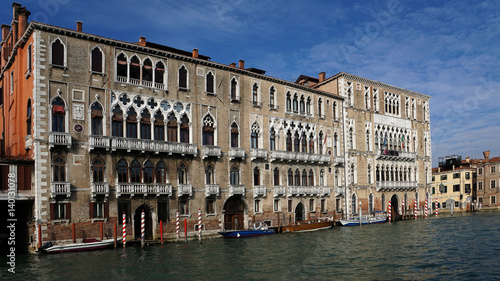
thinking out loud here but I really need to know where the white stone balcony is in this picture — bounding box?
[229,185,245,197]
[250,148,267,161]
[270,150,296,162]
[318,154,331,164]
[288,186,306,197]
[49,132,72,149]
[177,184,193,197]
[253,185,267,198]
[110,137,197,156]
[89,135,110,150]
[205,184,220,197]
[116,183,173,198]
[334,186,344,196]
[51,182,71,198]
[305,186,321,196]
[334,156,345,167]
[91,182,109,199]
[273,186,286,197]
[270,150,329,165]
[229,147,245,160]
[202,145,222,159]
[376,149,416,162]
[376,181,418,191]
[319,186,331,197]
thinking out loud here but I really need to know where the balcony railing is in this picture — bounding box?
[229,147,245,160]
[205,184,220,197]
[375,181,418,191]
[89,135,110,150]
[111,137,197,156]
[334,186,344,196]
[376,149,416,161]
[51,182,71,198]
[177,184,193,197]
[319,186,331,197]
[270,150,329,164]
[288,186,306,197]
[250,148,267,160]
[116,75,167,90]
[229,185,245,197]
[253,186,267,198]
[49,132,72,149]
[273,186,286,197]
[334,156,345,167]
[91,182,109,199]
[116,183,173,197]
[202,145,222,159]
[270,150,296,162]
[288,186,328,197]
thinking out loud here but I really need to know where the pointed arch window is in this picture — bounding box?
[318,131,324,154]
[302,169,307,186]
[287,169,293,186]
[116,53,127,79]
[251,122,260,149]
[167,113,177,142]
[202,115,215,145]
[155,161,167,184]
[117,159,128,183]
[91,102,103,135]
[178,65,188,89]
[91,47,103,73]
[301,132,307,153]
[130,160,141,183]
[178,161,188,184]
[293,132,300,152]
[306,97,311,114]
[309,133,315,154]
[142,58,153,84]
[51,39,64,66]
[295,169,301,186]
[230,164,239,185]
[112,105,123,137]
[273,168,280,186]
[206,71,215,94]
[286,92,291,112]
[26,99,32,136]
[92,158,105,182]
[51,97,65,132]
[252,83,259,104]
[318,98,323,117]
[253,167,260,186]
[205,163,215,185]
[231,122,239,148]
[140,110,151,140]
[293,94,298,112]
[320,169,325,186]
[155,61,165,85]
[286,131,292,152]
[180,115,190,143]
[129,56,140,81]
[269,86,275,108]
[309,170,314,186]
[126,108,138,138]
[53,156,66,182]
[143,160,154,184]
[270,128,276,151]
[300,96,305,113]
[154,111,165,141]
[230,78,238,100]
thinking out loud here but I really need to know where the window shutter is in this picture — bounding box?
[104,202,109,218]
[66,203,71,220]
[154,118,164,126]
[112,113,123,121]
[91,109,103,118]
[141,117,151,124]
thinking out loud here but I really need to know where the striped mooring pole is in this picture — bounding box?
[414,199,418,219]
[122,212,126,248]
[425,198,428,218]
[388,200,392,222]
[435,198,439,217]
[176,211,180,243]
[198,209,202,244]
[141,210,145,248]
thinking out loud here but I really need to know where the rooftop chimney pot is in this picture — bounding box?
[139,36,146,43]
[192,48,198,58]
[483,151,490,160]
[239,60,245,69]
[319,72,326,83]
[76,21,82,32]
[229,63,236,68]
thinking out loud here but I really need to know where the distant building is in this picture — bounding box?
[431,155,476,212]
[476,151,500,208]
[298,72,432,220]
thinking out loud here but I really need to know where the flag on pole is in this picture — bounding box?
[401,135,405,149]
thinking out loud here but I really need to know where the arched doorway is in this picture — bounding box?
[134,204,153,240]
[224,196,246,230]
[295,202,305,222]
[390,194,401,221]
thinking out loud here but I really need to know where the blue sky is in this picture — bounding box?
[3,0,499,166]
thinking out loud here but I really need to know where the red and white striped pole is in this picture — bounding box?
[176,210,180,243]
[388,201,392,222]
[198,209,202,244]
[425,198,428,218]
[122,212,126,248]
[435,198,439,217]
[141,209,145,248]
[414,199,418,219]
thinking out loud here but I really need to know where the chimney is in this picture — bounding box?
[76,21,82,32]
[12,2,21,19]
[238,60,245,69]
[139,36,146,43]
[1,24,10,42]
[229,63,236,68]
[17,7,30,39]
[483,151,490,160]
[192,48,198,58]
[466,156,470,163]
[319,72,326,83]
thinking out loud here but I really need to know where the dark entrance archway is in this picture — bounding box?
[134,204,153,240]
[295,202,305,222]
[223,196,246,230]
[390,195,401,222]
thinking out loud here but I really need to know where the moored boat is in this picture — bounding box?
[282,218,334,233]
[339,216,387,226]
[40,238,121,254]
[219,223,275,238]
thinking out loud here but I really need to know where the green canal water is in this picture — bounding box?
[2,212,500,280]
